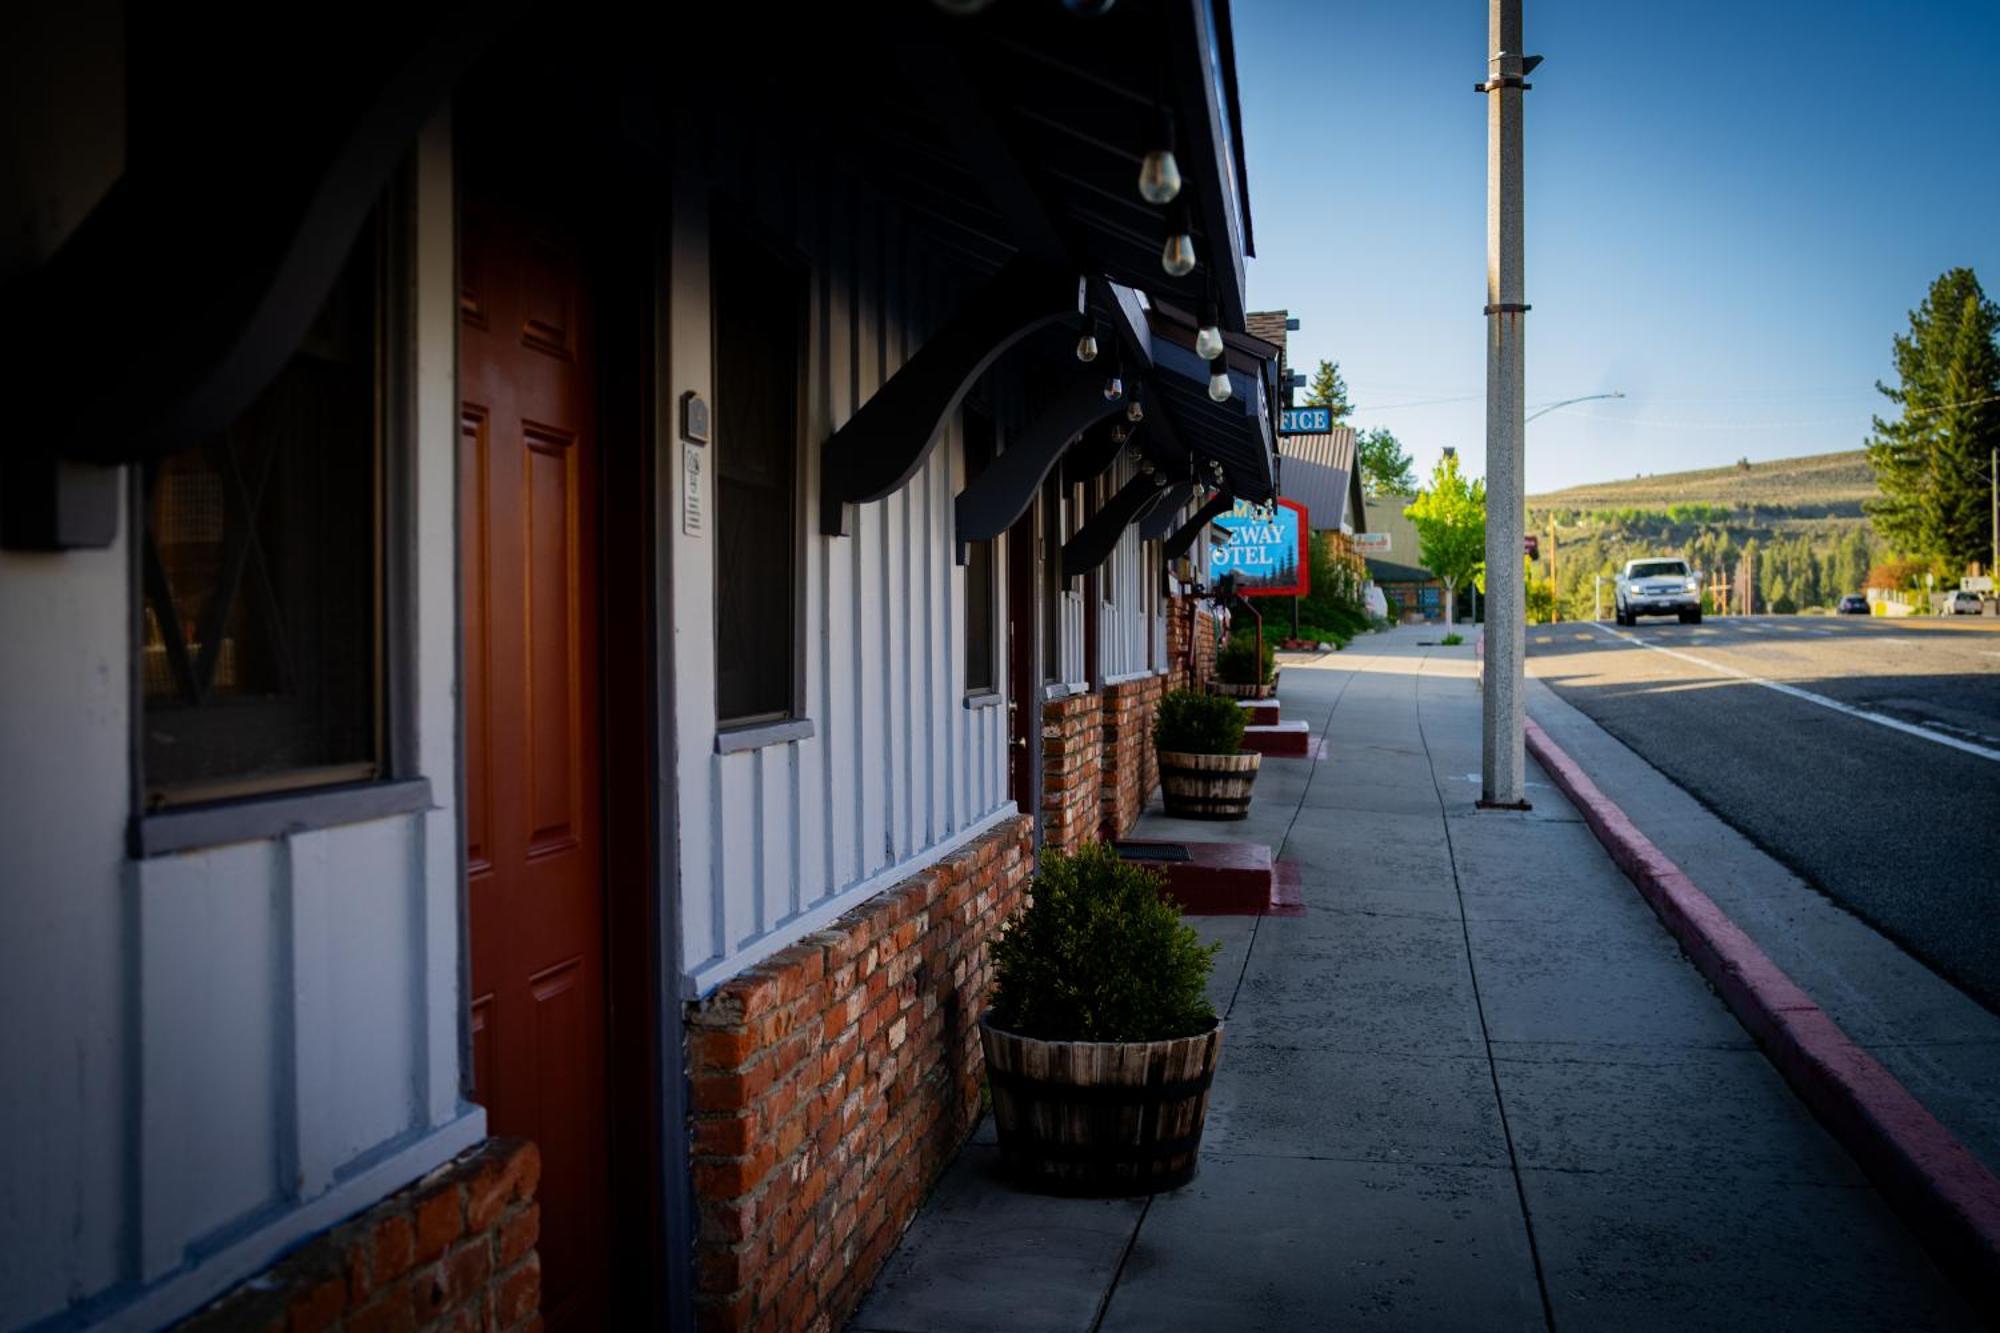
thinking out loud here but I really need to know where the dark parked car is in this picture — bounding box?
[1837,594,1869,614]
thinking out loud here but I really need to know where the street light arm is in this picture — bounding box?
[1525,390,1624,424]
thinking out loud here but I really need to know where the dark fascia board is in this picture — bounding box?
[1348,466,1369,533]
[14,3,518,467]
[1212,0,1256,258]
[1148,300,1278,364]
[1174,0,1249,326]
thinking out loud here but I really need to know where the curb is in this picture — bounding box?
[1524,715,2000,1321]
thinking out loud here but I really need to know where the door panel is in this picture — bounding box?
[460,196,609,1331]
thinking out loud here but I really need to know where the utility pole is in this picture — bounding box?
[1990,447,1996,582]
[1479,0,1536,808]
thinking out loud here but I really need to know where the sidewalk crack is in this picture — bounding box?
[1415,651,1561,1333]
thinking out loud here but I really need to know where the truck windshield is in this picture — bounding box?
[1630,561,1688,579]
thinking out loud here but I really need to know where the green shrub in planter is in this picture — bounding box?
[989,843,1220,1043]
[1215,633,1275,685]
[1153,688,1246,756]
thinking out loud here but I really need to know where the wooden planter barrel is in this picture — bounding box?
[1209,679,1276,700]
[981,1018,1224,1196]
[1158,749,1260,819]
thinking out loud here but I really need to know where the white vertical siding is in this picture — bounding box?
[671,150,1012,994]
[0,115,478,1332]
[1094,452,1159,683]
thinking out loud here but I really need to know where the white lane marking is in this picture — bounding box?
[1587,622,2000,764]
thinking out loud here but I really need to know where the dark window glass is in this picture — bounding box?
[714,230,801,724]
[141,219,383,806]
[963,408,997,693]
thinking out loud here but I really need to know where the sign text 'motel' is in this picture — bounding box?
[1279,406,1332,435]
[1211,498,1309,598]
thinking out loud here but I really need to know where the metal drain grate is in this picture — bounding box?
[1112,842,1192,862]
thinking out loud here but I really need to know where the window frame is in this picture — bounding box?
[708,211,811,735]
[961,404,999,699]
[129,182,426,858]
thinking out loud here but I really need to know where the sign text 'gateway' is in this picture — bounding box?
[1212,498,1309,597]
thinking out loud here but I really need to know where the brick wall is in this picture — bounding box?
[182,1139,541,1333]
[685,816,1034,1333]
[1039,692,1102,856]
[1166,597,1216,696]
[1100,674,1164,840]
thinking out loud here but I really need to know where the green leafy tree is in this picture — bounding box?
[1303,359,1353,424]
[1356,427,1416,498]
[1866,268,2000,571]
[1404,453,1486,627]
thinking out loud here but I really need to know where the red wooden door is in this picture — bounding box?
[460,197,610,1330]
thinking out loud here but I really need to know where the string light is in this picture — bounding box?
[1137,109,1181,205]
[1207,356,1232,403]
[1103,376,1124,402]
[1195,291,1224,361]
[1126,399,1144,423]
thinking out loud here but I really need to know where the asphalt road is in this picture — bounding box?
[1527,615,2000,1013]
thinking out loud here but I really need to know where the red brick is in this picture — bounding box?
[692,1111,756,1156]
[690,1025,758,1072]
[286,1275,347,1333]
[347,1280,418,1333]
[691,1059,774,1112]
[494,1253,541,1329]
[446,1235,493,1304]
[412,1186,464,1262]
[693,1142,776,1198]
[498,1202,541,1268]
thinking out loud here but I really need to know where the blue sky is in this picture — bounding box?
[1232,0,2000,493]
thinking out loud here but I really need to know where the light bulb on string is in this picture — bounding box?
[1137,109,1181,204]
[1194,292,1224,360]
[1206,356,1232,403]
[1110,423,1129,445]
[1075,330,1099,363]
[1126,399,1144,423]
[1103,376,1124,402]
[1161,231,1195,278]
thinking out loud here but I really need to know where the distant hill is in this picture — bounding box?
[1529,450,1877,518]
[1520,450,1885,617]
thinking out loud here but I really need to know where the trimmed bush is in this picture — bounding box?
[1216,632,1275,685]
[1153,688,1246,755]
[989,843,1220,1043]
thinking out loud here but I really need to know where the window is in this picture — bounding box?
[963,407,997,694]
[1041,479,1061,683]
[140,216,386,807]
[713,228,803,725]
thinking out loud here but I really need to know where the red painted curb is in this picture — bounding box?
[1525,715,2000,1321]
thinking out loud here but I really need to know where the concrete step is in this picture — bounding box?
[1242,721,1311,757]
[1112,841,1302,916]
[1236,699,1281,726]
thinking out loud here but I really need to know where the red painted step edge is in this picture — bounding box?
[1524,716,2000,1319]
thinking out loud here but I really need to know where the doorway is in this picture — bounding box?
[459,192,613,1330]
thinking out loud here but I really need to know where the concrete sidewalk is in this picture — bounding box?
[850,628,1976,1332]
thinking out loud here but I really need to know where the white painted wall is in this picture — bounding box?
[669,141,1014,994]
[0,116,479,1332]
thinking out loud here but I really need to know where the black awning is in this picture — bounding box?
[6,2,511,469]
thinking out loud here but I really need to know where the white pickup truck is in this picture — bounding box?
[1614,558,1703,626]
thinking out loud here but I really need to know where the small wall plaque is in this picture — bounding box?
[683,440,704,536]
[680,390,711,446]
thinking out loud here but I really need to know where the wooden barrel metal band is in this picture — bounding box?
[985,1066,1215,1104]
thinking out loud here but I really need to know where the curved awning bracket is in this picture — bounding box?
[1165,490,1233,561]
[1061,473,1172,582]
[822,258,1081,535]
[954,371,1125,551]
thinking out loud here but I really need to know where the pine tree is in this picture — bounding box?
[1303,360,1353,425]
[1355,427,1416,497]
[1866,268,2000,571]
